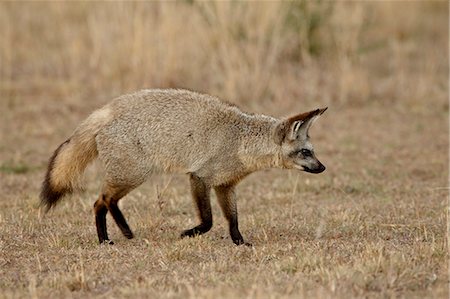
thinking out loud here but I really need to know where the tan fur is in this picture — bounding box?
[50,106,114,192]
[91,89,288,188]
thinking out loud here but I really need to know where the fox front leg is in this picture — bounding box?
[181,173,213,238]
[215,184,251,246]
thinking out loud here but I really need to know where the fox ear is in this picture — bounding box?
[273,119,305,145]
[294,107,327,137]
[273,107,327,145]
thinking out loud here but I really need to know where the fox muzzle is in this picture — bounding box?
[303,162,326,174]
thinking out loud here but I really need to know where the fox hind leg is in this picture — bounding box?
[95,134,151,243]
[94,195,111,244]
[104,184,135,239]
[94,183,136,244]
[181,174,213,238]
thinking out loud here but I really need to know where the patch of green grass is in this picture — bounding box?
[0,162,34,174]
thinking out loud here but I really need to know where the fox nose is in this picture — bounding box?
[303,162,326,174]
[317,163,326,173]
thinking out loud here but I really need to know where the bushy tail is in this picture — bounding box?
[40,107,112,211]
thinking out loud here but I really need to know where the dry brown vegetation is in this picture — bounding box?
[0,2,448,298]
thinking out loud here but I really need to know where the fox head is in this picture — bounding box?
[273,108,327,174]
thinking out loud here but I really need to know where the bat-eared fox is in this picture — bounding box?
[40,89,327,245]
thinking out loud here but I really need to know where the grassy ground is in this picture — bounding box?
[0,2,448,298]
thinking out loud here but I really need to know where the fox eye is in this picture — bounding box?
[301,149,312,156]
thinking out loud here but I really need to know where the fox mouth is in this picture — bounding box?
[301,164,326,174]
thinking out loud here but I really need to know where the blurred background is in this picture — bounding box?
[1,3,447,103]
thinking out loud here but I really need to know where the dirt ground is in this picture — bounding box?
[0,2,448,298]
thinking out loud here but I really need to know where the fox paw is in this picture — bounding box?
[100,239,114,245]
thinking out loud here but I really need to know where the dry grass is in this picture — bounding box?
[0,2,448,298]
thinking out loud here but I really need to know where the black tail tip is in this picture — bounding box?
[39,178,68,213]
[40,138,72,212]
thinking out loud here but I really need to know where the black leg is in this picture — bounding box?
[108,200,134,239]
[94,197,113,244]
[229,218,245,246]
[181,174,213,238]
[100,184,134,241]
[215,184,251,246]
